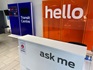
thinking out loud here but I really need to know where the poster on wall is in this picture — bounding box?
[42,0,93,51]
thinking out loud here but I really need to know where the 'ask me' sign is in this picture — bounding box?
[18,35,87,70]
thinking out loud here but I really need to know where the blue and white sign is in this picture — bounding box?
[8,2,34,36]
[18,2,34,35]
[18,35,87,70]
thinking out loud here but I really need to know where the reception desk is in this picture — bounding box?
[18,35,92,70]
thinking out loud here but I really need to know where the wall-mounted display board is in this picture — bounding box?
[42,0,93,51]
[8,2,34,36]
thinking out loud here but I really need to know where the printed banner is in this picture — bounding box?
[42,0,93,50]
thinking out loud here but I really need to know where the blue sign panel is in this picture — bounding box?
[18,2,34,35]
[8,2,34,36]
[8,3,20,35]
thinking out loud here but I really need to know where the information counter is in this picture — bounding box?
[18,35,92,70]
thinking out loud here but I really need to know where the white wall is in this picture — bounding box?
[0,0,17,10]
[0,0,42,37]
[0,1,3,10]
